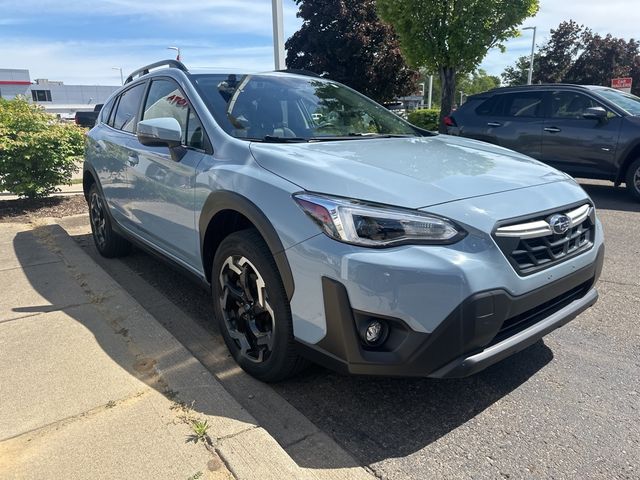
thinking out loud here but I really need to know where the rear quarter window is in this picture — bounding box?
[474,96,501,116]
[100,97,116,124]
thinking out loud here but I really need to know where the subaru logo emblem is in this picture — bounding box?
[549,214,571,235]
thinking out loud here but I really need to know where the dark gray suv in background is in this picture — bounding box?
[446,85,640,200]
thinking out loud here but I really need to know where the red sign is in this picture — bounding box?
[612,77,632,92]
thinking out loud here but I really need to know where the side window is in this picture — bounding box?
[185,110,205,150]
[502,92,544,118]
[475,96,501,116]
[143,79,207,150]
[107,96,119,128]
[143,79,189,137]
[100,97,115,124]
[112,83,145,133]
[550,91,598,119]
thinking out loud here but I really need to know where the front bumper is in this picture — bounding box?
[296,244,603,378]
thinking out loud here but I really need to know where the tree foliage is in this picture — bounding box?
[285,0,418,103]
[419,69,500,109]
[459,69,501,97]
[502,21,640,96]
[378,0,539,131]
[0,97,84,198]
[502,54,541,86]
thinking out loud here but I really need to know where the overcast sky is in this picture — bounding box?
[0,0,637,86]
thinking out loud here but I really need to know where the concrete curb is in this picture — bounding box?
[34,221,373,479]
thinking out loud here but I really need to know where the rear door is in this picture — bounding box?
[461,91,546,159]
[541,90,622,177]
[126,77,209,269]
[92,82,146,227]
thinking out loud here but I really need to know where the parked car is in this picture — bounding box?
[83,61,604,382]
[446,84,640,200]
[75,104,104,128]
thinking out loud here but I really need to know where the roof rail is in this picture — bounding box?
[124,59,188,84]
[275,68,323,79]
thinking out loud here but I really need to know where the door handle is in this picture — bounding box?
[544,127,562,133]
[487,122,502,127]
[127,153,139,166]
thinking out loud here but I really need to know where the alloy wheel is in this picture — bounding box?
[634,165,640,194]
[218,255,275,363]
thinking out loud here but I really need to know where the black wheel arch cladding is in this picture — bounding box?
[199,191,295,300]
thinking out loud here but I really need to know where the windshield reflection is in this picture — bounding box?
[193,73,419,141]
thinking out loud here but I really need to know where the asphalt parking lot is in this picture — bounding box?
[71,179,639,479]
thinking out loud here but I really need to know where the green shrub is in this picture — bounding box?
[407,108,441,131]
[0,97,84,198]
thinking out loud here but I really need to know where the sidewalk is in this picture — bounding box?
[0,220,373,479]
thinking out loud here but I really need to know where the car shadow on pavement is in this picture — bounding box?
[11,226,258,449]
[44,230,555,470]
[578,180,640,213]
[275,341,553,467]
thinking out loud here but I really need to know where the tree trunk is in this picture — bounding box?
[438,67,457,133]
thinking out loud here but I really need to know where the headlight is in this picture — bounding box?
[293,193,466,247]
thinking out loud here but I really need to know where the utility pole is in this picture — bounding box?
[427,75,433,109]
[523,26,537,85]
[272,0,286,70]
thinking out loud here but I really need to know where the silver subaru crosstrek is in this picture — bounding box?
[84,60,604,382]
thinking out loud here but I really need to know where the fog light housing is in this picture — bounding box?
[359,319,388,347]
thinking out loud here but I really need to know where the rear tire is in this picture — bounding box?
[625,158,640,201]
[212,229,307,382]
[88,183,131,258]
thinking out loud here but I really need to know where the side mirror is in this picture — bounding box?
[583,107,607,121]
[137,118,182,148]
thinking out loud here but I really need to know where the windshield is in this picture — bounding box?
[594,87,640,116]
[192,73,419,141]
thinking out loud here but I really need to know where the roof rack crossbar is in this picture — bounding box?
[124,59,188,84]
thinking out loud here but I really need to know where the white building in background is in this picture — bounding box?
[0,68,118,118]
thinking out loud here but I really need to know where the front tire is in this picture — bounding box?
[88,183,131,258]
[625,158,640,201]
[212,229,306,382]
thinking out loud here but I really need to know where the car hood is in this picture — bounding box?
[249,135,569,209]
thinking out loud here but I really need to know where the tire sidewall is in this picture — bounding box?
[88,184,111,255]
[211,231,294,381]
[627,159,640,200]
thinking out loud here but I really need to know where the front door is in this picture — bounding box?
[541,90,622,177]
[127,78,209,270]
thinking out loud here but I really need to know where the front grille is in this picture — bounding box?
[490,280,592,346]
[493,204,596,276]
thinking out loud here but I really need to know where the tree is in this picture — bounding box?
[459,69,501,97]
[568,32,640,90]
[502,54,541,86]
[536,20,585,83]
[285,0,418,103]
[377,0,539,132]
[502,21,640,96]
[0,97,83,198]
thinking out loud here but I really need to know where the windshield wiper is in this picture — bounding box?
[262,135,310,143]
[347,133,415,138]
